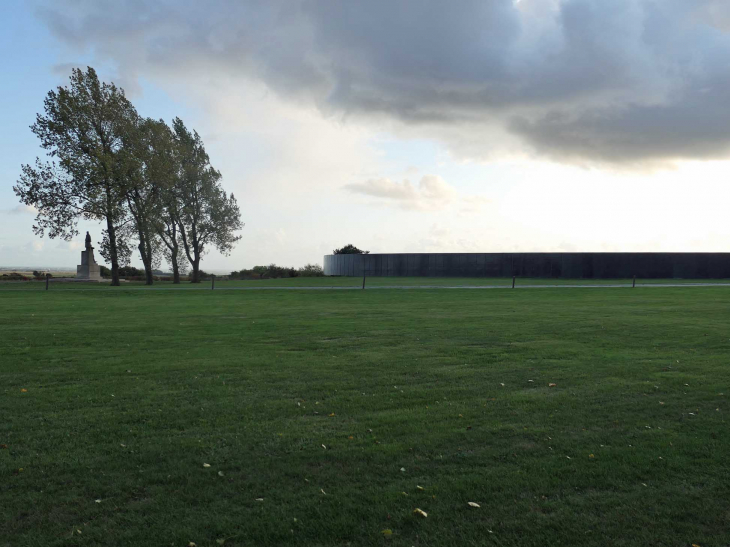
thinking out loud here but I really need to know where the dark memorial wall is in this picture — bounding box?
[323,253,730,279]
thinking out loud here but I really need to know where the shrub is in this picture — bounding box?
[229,264,327,279]
[230,264,300,279]
[298,264,324,277]
[1,272,31,281]
[118,266,145,277]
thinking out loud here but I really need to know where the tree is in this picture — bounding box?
[150,125,185,284]
[13,67,138,286]
[123,118,174,284]
[333,244,369,254]
[171,118,243,283]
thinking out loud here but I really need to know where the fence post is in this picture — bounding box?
[512,276,516,289]
[45,273,50,291]
[211,274,215,290]
[362,272,366,290]
[632,275,636,288]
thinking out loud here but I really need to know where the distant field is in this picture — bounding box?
[0,269,75,278]
[2,286,729,546]
[2,276,730,290]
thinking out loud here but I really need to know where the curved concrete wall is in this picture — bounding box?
[323,253,730,279]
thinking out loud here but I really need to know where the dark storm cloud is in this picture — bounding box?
[36,0,730,164]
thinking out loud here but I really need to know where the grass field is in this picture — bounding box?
[2,276,730,291]
[2,286,729,546]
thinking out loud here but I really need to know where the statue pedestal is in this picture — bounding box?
[76,249,102,281]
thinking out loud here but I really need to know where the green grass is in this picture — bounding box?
[2,275,730,291]
[2,287,729,546]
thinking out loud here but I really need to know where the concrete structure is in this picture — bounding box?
[324,253,730,279]
[76,231,102,281]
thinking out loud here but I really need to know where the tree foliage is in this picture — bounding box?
[333,244,369,255]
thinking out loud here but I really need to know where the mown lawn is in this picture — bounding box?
[2,275,730,291]
[1,287,729,546]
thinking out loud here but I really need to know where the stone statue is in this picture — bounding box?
[76,231,102,281]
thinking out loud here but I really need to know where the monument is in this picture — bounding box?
[76,231,102,281]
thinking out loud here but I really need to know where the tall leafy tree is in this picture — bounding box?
[13,67,138,286]
[155,184,185,284]
[145,121,186,284]
[172,118,243,283]
[123,118,175,284]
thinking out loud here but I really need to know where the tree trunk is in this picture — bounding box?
[138,241,153,285]
[144,235,154,285]
[107,217,120,286]
[191,255,201,283]
[136,226,154,285]
[171,246,180,284]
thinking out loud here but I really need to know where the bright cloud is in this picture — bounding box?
[344,175,492,214]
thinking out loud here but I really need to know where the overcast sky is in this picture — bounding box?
[2,0,730,270]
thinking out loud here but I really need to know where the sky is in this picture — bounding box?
[2,0,730,271]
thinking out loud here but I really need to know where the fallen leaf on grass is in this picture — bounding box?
[416,486,424,491]
[589,454,595,459]
[188,543,196,547]
[255,498,264,501]
[348,436,354,440]
[321,444,327,450]
[218,471,224,477]
[328,413,336,417]
[95,499,101,503]
[20,389,27,393]
[216,539,225,545]
[400,467,406,472]
[203,463,211,468]
[548,383,557,387]
[321,489,326,495]
[413,508,428,518]
[0,444,7,449]
[382,529,393,537]
[468,502,480,508]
